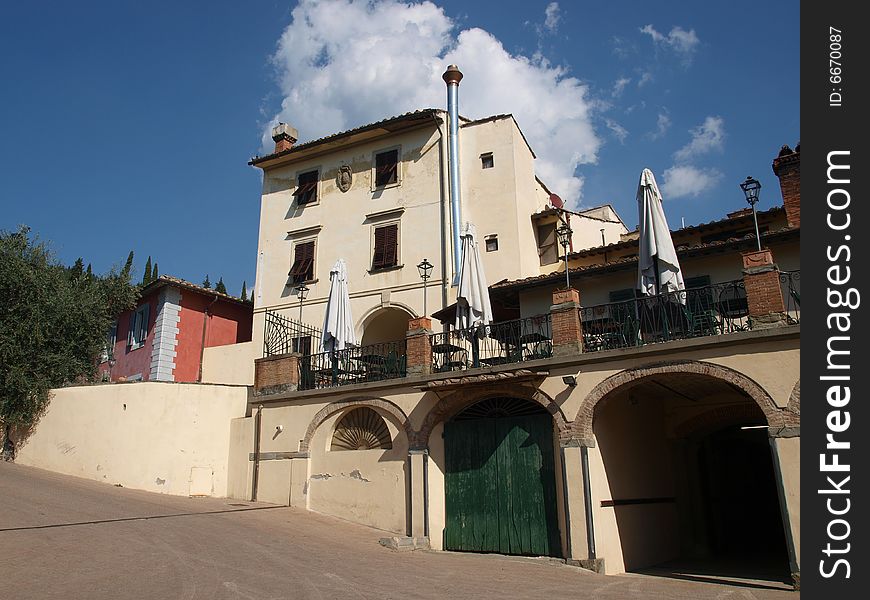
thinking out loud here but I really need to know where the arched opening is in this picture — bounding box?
[331,407,393,451]
[360,306,412,346]
[443,397,560,557]
[591,371,791,584]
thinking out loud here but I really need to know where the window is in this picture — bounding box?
[371,223,399,270]
[293,169,319,205]
[536,222,558,265]
[481,152,494,169]
[288,240,315,283]
[128,305,150,349]
[485,235,498,252]
[291,335,312,355]
[331,407,393,451]
[374,149,399,187]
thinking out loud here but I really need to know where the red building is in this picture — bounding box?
[99,276,253,382]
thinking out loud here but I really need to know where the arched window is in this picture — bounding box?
[331,407,393,451]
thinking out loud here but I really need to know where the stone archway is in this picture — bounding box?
[357,304,416,346]
[417,384,570,448]
[300,396,412,453]
[572,360,795,444]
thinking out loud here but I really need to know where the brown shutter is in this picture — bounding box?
[382,224,398,267]
[293,171,318,204]
[372,227,387,269]
[371,224,398,270]
[289,241,315,281]
[375,150,398,186]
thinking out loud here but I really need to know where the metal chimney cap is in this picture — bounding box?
[442,64,463,85]
[271,122,299,143]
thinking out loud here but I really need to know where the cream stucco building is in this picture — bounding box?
[228,68,803,588]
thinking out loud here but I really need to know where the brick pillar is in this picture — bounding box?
[406,316,433,377]
[551,288,583,356]
[254,353,300,394]
[742,249,787,329]
[772,144,800,228]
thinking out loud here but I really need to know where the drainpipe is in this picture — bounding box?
[251,404,263,502]
[197,295,219,382]
[580,446,597,559]
[433,114,450,322]
[443,65,464,286]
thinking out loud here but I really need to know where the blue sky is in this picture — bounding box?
[0,1,799,296]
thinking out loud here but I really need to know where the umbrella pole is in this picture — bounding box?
[471,332,480,368]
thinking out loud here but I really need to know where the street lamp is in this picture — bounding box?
[556,222,573,290]
[295,283,309,321]
[740,176,763,252]
[417,258,434,317]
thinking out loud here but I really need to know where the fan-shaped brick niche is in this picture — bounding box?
[331,407,393,451]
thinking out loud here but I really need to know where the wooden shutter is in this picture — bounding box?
[372,224,398,269]
[375,150,398,186]
[289,241,315,281]
[138,304,150,344]
[293,171,318,205]
[537,223,558,265]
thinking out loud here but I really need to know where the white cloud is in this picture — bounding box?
[612,77,630,97]
[604,118,628,144]
[267,0,601,207]
[673,116,725,162]
[544,2,561,32]
[661,165,723,199]
[640,24,700,65]
[647,111,671,140]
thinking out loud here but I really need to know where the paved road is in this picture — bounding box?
[0,462,797,599]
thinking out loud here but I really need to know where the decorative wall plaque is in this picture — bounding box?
[337,165,352,192]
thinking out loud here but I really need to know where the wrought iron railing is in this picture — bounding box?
[429,314,552,373]
[780,270,800,324]
[297,340,407,390]
[263,309,323,357]
[579,280,752,353]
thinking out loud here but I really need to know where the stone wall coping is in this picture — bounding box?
[249,325,800,405]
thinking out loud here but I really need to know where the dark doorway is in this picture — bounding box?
[695,425,789,569]
[444,398,560,556]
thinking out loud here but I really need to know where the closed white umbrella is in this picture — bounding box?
[321,259,357,353]
[636,169,685,299]
[455,222,494,331]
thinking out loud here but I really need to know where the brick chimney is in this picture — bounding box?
[772,143,800,228]
[271,123,298,154]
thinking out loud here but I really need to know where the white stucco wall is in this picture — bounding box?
[15,382,248,497]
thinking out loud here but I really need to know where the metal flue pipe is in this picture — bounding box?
[443,64,464,286]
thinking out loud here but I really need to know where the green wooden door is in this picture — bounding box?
[444,402,560,556]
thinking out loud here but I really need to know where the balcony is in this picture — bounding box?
[254,267,800,395]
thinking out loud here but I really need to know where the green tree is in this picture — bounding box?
[240,281,247,302]
[143,256,152,285]
[215,277,227,295]
[0,226,138,459]
[202,274,211,289]
[122,251,134,279]
[152,262,158,281]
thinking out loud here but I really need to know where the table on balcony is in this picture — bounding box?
[432,342,467,372]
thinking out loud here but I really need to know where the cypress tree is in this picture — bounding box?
[143,256,152,285]
[240,281,247,302]
[122,251,134,279]
[202,274,211,289]
[215,277,227,295]
[152,262,158,280]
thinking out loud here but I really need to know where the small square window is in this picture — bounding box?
[293,170,319,205]
[481,153,494,169]
[289,240,316,283]
[375,149,399,187]
[485,236,498,252]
